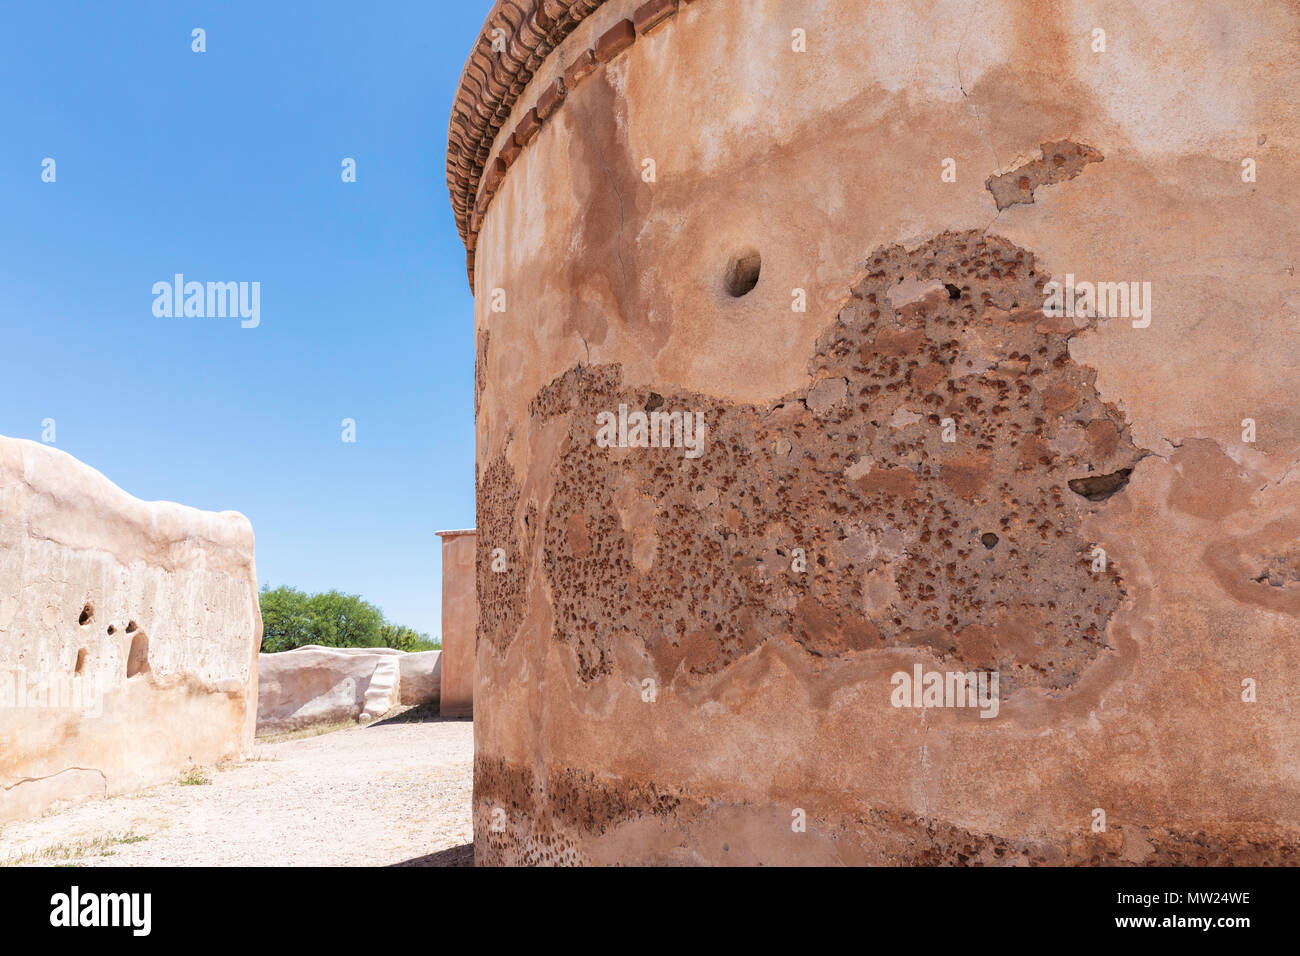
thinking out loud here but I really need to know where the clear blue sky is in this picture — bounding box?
[0,1,492,638]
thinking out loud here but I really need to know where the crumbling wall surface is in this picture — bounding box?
[462,0,1300,865]
[0,437,261,824]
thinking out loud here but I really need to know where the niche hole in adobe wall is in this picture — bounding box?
[126,632,150,678]
[725,249,761,298]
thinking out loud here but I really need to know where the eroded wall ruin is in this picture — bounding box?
[0,437,261,824]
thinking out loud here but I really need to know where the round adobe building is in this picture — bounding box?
[451,0,1300,865]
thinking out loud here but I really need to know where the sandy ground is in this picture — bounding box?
[0,714,474,867]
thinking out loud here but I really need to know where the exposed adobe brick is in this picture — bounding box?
[500,51,528,76]
[515,9,548,46]
[507,36,533,69]
[536,78,567,120]
[494,2,525,30]
[563,48,598,88]
[462,79,489,113]
[500,135,522,168]
[633,0,677,34]
[490,56,515,84]
[483,155,507,193]
[594,19,635,62]
[506,75,532,106]
[514,107,542,147]
[542,0,569,22]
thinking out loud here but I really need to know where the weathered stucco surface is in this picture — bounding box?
[458,0,1300,864]
[438,531,477,719]
[0,437,261,824]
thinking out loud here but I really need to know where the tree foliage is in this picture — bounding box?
[259,585,438,653]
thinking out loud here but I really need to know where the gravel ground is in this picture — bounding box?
[0,714,474,867]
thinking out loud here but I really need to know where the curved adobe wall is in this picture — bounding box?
[455,0,1300,864]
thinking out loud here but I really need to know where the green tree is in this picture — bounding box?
[307,589,386,648]
[259,585,314,653]
[259,585,437,653]
[378,624,441,652]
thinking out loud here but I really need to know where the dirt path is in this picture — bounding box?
[0,716,474,867]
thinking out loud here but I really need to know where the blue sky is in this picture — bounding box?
[0,1,492,637]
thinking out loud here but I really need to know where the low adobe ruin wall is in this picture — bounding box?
[257,646,442,734]
[0,436,261,824]
[454,0,1300,865]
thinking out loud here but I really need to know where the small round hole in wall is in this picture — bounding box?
[724,249,761,298]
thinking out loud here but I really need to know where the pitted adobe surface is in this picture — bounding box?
[522,232,1142,694]
[474,329,489,418]
[476,455,526,656]
[474,754,705,866]
[473,752,1298,866]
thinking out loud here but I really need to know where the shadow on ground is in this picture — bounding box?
[370,702,473,727]
[392,843,475,867]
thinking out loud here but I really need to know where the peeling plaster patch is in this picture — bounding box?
[514,231,1142,693]
[1254,545,1300,588]
[476,454,526,655]
[985,140,1104,210]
